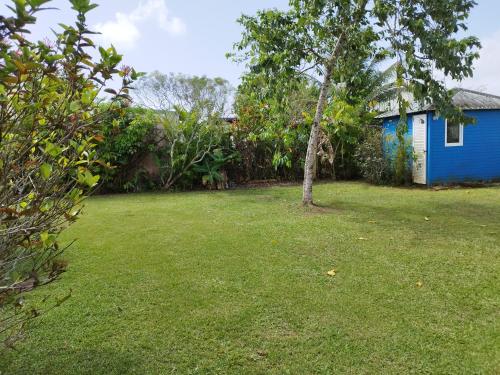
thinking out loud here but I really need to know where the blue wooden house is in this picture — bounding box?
[378,89,500,185]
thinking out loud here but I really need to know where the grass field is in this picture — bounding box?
[1,182,499,374]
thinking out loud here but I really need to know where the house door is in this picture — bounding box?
[412,114,427,184]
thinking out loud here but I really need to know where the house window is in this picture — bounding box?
[445,119,463,147]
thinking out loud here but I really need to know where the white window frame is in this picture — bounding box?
[445,119,464,147]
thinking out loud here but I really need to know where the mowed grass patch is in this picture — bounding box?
[1,182,499,374]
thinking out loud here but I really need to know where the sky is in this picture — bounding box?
[2,0,500,94]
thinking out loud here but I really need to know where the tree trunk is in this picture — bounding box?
[302,66,333,205]
[312,152,318,181]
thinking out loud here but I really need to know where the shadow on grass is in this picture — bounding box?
[2,347,145,375]
[293,201,344,217]
[334,198,498,226]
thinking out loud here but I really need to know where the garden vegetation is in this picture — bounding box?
[0,0,137,343]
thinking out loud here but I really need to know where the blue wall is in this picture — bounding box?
[382,110,500,185]
[428,109,500,184]
[382,115,413,162]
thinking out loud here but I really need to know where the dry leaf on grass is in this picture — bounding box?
[327,269,336,277]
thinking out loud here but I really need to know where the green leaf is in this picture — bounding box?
[67,188,83,202]
[45,142,63,157]
[45,54,65,63]
[40,231,57,247]
[70,0,98,13]
[40,163,52,180]
[29,0,52,7]
[40,199,54,212]
[70,101,81,112]
[78,170,100,187]
[40,231,49,243]
[85,172,100,187]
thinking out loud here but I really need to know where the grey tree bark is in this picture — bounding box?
[301,27,348,205]
[302,66,333,205]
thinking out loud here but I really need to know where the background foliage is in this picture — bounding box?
[94,68,413,193]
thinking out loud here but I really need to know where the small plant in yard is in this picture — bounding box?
[393,133,415,185]
[356,128,414,185]
[193,149,237,190]
[355,128,391,185]
[0,0,137,345]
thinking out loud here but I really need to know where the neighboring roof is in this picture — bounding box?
[451,89,500,109]
[377,88,500,119]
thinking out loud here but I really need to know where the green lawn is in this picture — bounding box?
[1,182,499,374]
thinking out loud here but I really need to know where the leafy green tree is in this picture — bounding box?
[321,99,364,179]
[234,74,318,181]
[232,0,480,205]
[0,0,137,343]
[322,61,399,180]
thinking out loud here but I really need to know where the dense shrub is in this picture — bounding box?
[356,127,414,185]
[232,73,388,184]
[94,72,414,191]
[96,107,158,192]
[0,0,135,343]
[392,135,415,185]
[232,76,317,182]
[355,128,391,184]
[96,107,236,193]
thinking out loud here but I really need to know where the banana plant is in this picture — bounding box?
[193,149,237,189]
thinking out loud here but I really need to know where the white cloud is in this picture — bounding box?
[448,30,500,95]
[94,14,141,49]
[95,0,186,49]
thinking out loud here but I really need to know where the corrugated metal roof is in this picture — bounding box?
[451,89,500,109]
[377,88,500,119]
